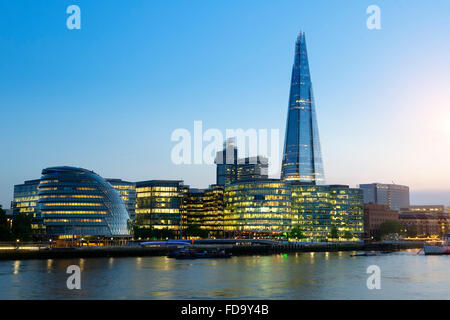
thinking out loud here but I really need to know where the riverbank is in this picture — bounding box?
[0,241,424,261]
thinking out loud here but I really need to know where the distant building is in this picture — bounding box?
[399,205,449,237]
[359,183,409,211]
[363,203,399,239]
[291,184,364,241]
[135,180,184,237]
[215,139,238,186]
[400,205,447,215]
[215,139,268,186]
[106,179,136,223]
[38,166,130,241]
[236,156,268,182]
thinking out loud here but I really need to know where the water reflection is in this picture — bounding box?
[0,252,448,299]
[13,260,20,275]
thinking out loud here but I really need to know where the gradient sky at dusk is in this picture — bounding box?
[0,0,449,207]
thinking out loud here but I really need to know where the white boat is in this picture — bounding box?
[424,234,450,255]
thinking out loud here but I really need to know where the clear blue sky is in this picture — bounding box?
[1,0,449,207]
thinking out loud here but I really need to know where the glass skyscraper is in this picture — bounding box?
[281,32,325,184]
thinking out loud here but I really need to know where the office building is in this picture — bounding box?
[224,180,292,237]
[135,180,184,236]
[215,139,269,186]
[291,184,364,241]
[215,139,238,186]
[281,32,325,184]
[183,185,224,238]
[12,179,45,238]
[12,179,40,216]
[38,166,130,241]
[359,183,409,211]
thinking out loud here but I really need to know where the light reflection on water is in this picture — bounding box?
[0,251,448,299]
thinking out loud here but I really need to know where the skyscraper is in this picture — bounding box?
[281,32,325,184]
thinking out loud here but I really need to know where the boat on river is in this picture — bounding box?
[424,234,450,255]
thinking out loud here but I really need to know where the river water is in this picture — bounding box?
[0,250,448,299]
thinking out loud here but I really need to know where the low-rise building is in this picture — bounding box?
[363,203,399,239]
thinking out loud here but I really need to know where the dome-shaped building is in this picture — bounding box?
[38,166,130,240]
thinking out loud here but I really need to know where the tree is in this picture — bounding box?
[343,231,353,240]
[379,220,402,237]
[0,206,12,241]
[184,224,208,238]
[329,226,339,239]
[11,212,33,241]
[289,225,306,240]
[133,226,176,240]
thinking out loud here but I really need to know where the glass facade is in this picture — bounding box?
[215,139,238,186]
[135,180,184,234]
[224,180,292,236]
[291,183,364,241]
[106,179,136,223]
[38,167,130,238]
[281,32,325,184]
[202,185,224,237]
[216,139,269,186]
[359,183,410,211]
[13,179,40,217]
[183,185,224,237]
[13,179,45,237]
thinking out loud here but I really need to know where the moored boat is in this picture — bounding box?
[424,234,450,255]
[168,248,232,259]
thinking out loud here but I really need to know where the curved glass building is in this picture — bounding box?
[38,166,130,239]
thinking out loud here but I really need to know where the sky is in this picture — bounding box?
[0,0,449,207]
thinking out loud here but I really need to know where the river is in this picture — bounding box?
[0,250,448,299]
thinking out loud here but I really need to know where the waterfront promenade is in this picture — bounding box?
[0,240,424,261]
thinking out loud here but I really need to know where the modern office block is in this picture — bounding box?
[359,183,410,211]
[215,139,238,186]
[224,180,292,236]
[281,32,325,184]
[183,185,224,238]
[12,179,45,238]
[12,179,40,217]
[291,184,364,241]
[135,180,184,235]
[236,156,268,182]
[215,139,269,186]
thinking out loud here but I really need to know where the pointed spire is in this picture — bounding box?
[281,32,325,184]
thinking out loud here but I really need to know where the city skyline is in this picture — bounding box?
[1,0,450,207]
